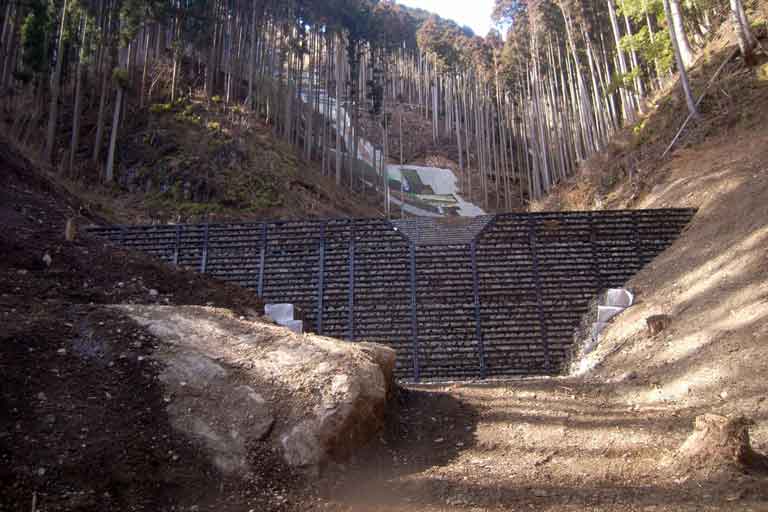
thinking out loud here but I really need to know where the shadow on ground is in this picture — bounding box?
[316,385,480,504]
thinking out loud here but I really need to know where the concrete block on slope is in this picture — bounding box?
[597,305,625,323]
[283,320,304,334]
[604,288,634,308]
[265,303,295,324]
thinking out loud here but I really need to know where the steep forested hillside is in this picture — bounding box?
[0,0,764,219]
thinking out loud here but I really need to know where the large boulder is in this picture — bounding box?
[117,305,396,474]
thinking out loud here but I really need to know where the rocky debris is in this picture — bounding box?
[117,305,396,474]
[671,414,767,477]
[609,370,638,384]
[646,314,672,336]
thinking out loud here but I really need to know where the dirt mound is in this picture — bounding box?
[527,26,768,429]
[0,139,318,510]
[519,23,768,509]
[0,304,305,511]
[573,121,768,400]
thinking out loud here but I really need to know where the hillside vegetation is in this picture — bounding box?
[3,0,764,218]
[64,97,383,223]
[549,16,768,434]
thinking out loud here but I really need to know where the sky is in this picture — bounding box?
[397,0,497,38]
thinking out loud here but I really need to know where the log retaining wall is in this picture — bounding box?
[88,209,695,381]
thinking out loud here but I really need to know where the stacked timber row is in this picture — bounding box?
[88,209,695,381]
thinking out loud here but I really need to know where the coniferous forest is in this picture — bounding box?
[0,0,760,210]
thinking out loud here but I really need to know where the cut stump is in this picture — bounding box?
[673,414,765,476]
[646,314,672,336]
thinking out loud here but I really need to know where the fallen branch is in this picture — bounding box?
[662,47,740,157]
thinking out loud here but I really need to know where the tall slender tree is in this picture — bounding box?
[663,0,698,118]
[44,0,70,164]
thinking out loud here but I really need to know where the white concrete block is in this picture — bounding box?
[593,321,608,337]
[597,305,625,323]
[604,288,634,308]
[283,320,303,334]
[265,304,295,324]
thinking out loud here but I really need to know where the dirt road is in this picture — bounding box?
[317,379,768,511]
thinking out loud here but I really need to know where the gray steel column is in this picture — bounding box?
[257,223,267,297]
[172,225,181,266]
[316,223,327,334]
[409,242,420,382]
[200,224,210,274]
[348,224,356,341]
[470,240,487,378]
[528,220,552,372]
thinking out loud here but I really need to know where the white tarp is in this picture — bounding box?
[299,79,485,218]
[386,165,486,217]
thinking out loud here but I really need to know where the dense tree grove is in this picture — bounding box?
[0,0,759,209]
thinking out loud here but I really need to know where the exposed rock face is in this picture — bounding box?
[160,352,275,473]
[117,305,396,474]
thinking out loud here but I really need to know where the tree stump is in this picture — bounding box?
[674,414,763,476]
[646,314,671,336]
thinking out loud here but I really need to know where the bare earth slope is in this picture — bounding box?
[582,127,768,412]
[0,137,396,512]
[0,139,309,511]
